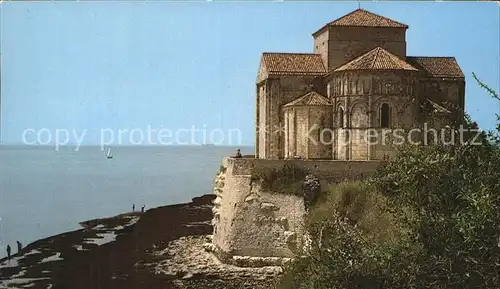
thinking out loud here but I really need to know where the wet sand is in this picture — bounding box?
[0,195,281,289]
[0,195,278,289]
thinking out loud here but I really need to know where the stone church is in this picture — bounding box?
[255,9,465,160]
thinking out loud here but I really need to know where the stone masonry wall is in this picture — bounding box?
[419,77,466,112]
[257,82,267,158]
[208,157,380,267]
[327,26,407,70]
[313,29,330,69]
[329,70,419,160]
[258,76,323,159]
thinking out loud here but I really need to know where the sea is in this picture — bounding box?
[0,145,251,258]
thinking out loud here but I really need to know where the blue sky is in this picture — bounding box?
[1,1,499,146]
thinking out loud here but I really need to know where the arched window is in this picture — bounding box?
[338,107,345,128]
[380,103,390,128]
[327,83,331,98]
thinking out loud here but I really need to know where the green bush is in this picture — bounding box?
[251,164,309,196]
[280,181,421,289]
[373,131,500,287]
[372,75,500,287]
[308,181,404,243]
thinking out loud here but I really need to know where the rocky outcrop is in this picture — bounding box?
[152,235,282,285]
[207,158,376,268]
[208,160,311,268]
[211,167,226,237]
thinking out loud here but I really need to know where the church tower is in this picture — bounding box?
[312,9,408,71]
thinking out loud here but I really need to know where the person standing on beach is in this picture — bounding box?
[141,205,145,213]
[133,204,135,212]
[6,245,11,259]
[16,241,22,253]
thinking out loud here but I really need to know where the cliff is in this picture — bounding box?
[207,157,379,267]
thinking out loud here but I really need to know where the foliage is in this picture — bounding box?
[280,182,422,289]
[303,174,321,208]
[472,72,500,145]
[279,75,500,289]
[308,182,401,242]
[251,164,309,196]
[373,122,500,287]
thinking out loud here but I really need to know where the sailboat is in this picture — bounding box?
[106,146,113,159]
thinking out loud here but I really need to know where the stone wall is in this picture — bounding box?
[257,68,460,161]
[328,70,420,160]
[283,106,333,159]
[418,77,466,113]
[257,76,324,160]
[208,157,380,267]
[257,82,267,158]
[327,26,407,71]
[226,158,379,180]
[313,29,330,69]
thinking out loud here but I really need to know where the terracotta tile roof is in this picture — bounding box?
[262,53,326,76]
[407,57,464,78]
[283,91,332,107]
[313,9,408,36]
[334,47,418,72]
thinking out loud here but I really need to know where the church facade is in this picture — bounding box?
[255,9,465,160]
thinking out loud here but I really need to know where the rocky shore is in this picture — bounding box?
[0,195,282,289]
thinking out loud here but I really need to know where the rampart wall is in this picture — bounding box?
[205,158,380,267]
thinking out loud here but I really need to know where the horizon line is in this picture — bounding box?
[0,144,255,147]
